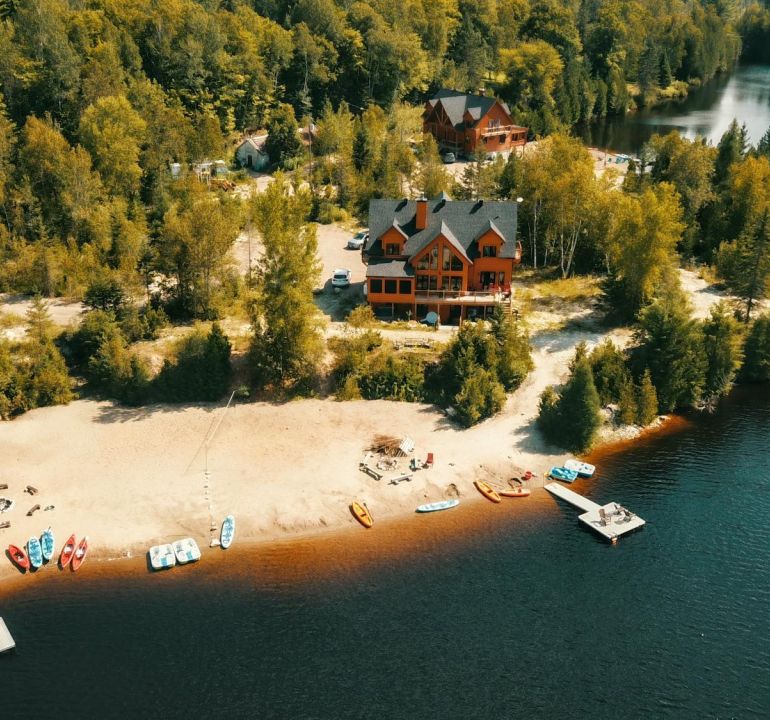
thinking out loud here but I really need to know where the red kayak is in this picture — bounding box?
[8,544,30,570]
[59,533,77,569]
[71,536,88,572]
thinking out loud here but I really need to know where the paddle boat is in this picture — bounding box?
[173,538,201,565]
[40,527,55,562]
[149,544,176,570]
[416,499,460,513]
[59,534,76,569]
[8,544,29,571]
[564,459,596,478]
[549,467,578,483]
[220,515,235,549]
[27,536,43,569]
[71,536,88,572]
[350,501,373,528]
[474,480,501,503]
[500,487,531,498]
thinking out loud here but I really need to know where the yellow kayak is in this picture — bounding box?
[350,501,373,528]
[474,481,501,503]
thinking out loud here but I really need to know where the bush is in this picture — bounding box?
[358,353,425,402]
[742,314,770,382]
[87,334,150,405]
[589,339,631,405]
[453,369,506,427]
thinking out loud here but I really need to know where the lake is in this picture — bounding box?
[1,384,769,718]
[580,64,770,154]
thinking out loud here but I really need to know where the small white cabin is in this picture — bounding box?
[235,135,269,171]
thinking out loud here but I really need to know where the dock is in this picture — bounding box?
[0,617,15,653]
[545,483,645,542]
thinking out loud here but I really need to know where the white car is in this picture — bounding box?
[347,231,369,250]
[332,268,352,288]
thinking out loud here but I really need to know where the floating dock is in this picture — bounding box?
[0,617,15,653]
[545,483,645,542]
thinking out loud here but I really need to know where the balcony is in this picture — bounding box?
[415,287,511,305]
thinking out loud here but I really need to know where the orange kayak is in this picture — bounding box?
[350,501,373,528]
[500,488,531,498]
[474,481,501,503]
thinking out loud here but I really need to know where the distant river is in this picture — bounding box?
[579,64,770,154]
[1,384,770,718]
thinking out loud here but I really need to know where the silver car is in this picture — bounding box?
[347,231,369,250]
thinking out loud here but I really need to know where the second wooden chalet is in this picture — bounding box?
[363,194,522,324]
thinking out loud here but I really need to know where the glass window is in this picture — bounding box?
[451,276,462,291]
[370,279,382,293]
[442,247,451,271]
[429,276,437,291]
[384,280,397,294]
[498,272,505,285]
[399,280,412,294]
[441,276,450,290]
[386,243,400,256]
[415,254,429,270]
[430,247,438,270]
[416,276,429,291]
[482,245,497,258]
[451,255,463,271]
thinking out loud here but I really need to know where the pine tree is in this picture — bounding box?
[490,306,533,391]
[617,378,637,425]
[702,303,744,400]
[714,119,747,185]
[659,52,673,87]
[264,104,303,169]
[741,314,770,382]
[636,370,659,425]
[757,126,770,161]
[555,357,602,452]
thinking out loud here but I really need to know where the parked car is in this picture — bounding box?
[442,152,456,164]
[332,268,352,288]
[347,230,369,250]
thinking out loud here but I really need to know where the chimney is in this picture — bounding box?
[415,196,428,230]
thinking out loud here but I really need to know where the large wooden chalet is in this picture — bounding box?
[363,194,522,324]
[423,89,527,158]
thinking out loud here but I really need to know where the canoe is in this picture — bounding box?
[474,480,501,503]
[173,538,201,565]
[149,543,176,570]
[220,515,235,549]
[27,537,43,569]
[8,544,29,571]
[59,534,76,569]
[564,459,595,477]
[71,536,88,572]
[416,499,460,513]
[500,488,531,498]
[350,501,373,528]
[40,527,55,562]
[549,466,578,483]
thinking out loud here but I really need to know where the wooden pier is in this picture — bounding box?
[0,617,15,653]
[545,483,645,542]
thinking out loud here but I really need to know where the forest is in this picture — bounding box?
[0,0,769,438]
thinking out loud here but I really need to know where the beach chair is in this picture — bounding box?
[0,484,7,490]
[26,504,40,516]
[25,485,38,495]
[598,508,609,527]
[0,521,10,530]
[424,453,434,469]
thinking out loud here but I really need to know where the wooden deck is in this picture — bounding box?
[545,483,646,543]
[0,617,15,653]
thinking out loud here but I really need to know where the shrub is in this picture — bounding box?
[490,306,534,391]
[87,334,150,405]
[742,314,770,382]
[453,369,506,427]
[589,339,631,405]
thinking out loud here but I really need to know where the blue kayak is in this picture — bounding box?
[416,499,460,513]
[27,536,43,568]
[40,527,55,561]
[220,515,235,549]
[549,466,579,483]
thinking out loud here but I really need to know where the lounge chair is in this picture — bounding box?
[25,485,38,495]
[424,453,434,469]
[26,504,41,516]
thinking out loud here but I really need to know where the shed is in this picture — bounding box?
[236,135,270,171]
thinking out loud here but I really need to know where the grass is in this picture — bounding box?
[0,311,24,329]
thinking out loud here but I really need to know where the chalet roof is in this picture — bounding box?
[365,260,413,278]
[426,89,512,131]
[367,197,519,264]
[237,135,267,153]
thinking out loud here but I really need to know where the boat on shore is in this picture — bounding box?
[8,544,29,571]
[149,544,176,570]
[549,467,579,483]
[27,537,43,569]
[173,538,201,565]
[474,481,501,503]
[350,501,373,528]
[220,515,235,549]
[416,499,460,513]
[500,488,531,498]
[71,537,88,572]
[40,527,55,562]
[59,534,76,569]
[564,460,595,477]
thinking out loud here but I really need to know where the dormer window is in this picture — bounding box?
[482,245,497,258]
[385,243,401,256]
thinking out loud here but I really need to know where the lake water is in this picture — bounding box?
[580,64,770,154]
[1,384,770,718]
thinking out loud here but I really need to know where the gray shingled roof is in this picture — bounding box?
[365,260,413,278]
[366,197,519,267]
[428,89,512,131]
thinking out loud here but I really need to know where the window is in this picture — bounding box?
[415,254,430,270]
[451,276,462,291]
[482,245,497,258]
[430,247,438,270]
[451,255,463,271]
[385,243,400,256]
[399,280,412,294]
[489,119,500,129]
[416,276,429,291]
[384,280,397,294]
[442,247,451,271]
[442,275,462,291]
[498,272,505,286]
[370,279,382,293]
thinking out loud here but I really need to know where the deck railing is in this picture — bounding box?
[415,286,511,303]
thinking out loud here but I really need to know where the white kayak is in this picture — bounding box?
[564,459,596,477]
[220,515,235,549]
[173,538,201,565]
[416,499,460,513]
[149,543,176,570]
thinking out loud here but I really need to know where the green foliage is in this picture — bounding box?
[84,277,126,312]
[741,313,770,382]
[264,104,303,169]
[87,333,150,405]
[453,368,506,428]
[346,304,376,329]
[489,306,534,391]
[588,339,630,406]
[617,377,638,426]
[702,302,745,400]
[636,369,659,425]
[358,353,426,402]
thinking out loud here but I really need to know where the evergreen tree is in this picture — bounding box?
[589,339,630,405]
[702,302,744,401]
[659,52,673,87]
[757,126,770,161]
[453,368,506,428]
[556,357,602,452]
[741,314,770,382]
[635,370,659,425]
[489,306,533,391]
[264,103,303,169]
[714,119,747,186]
[617,378,637,425]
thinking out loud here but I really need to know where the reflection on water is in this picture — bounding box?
[1,386,769,719]
[580,64,770,153]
